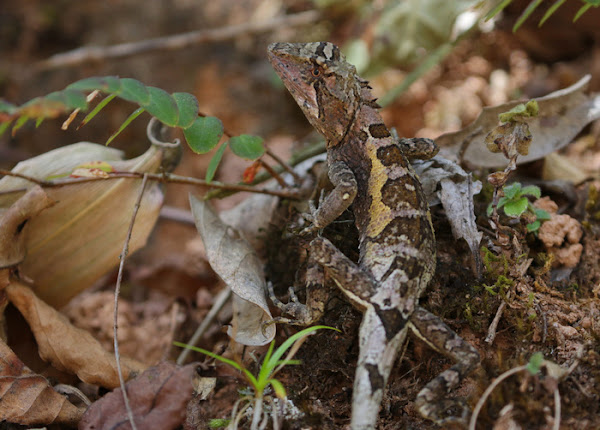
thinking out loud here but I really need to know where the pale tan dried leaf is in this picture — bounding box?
[437,75,600,168]
[0,142,166,307]
[542,152,590,184]
[0,186,55,269]
[189,196,275,346]
[6,281,146,388]
[0,339,84,426]
[79,361,197,430]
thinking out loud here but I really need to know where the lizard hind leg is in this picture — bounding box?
[409,306,480,425]
[352,307,408,430]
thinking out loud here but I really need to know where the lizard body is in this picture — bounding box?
[268,42,479,429]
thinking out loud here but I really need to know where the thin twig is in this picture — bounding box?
[553,388,561,430]
[469,365,527,430]
[265,148,301,184]
[113,173,149,430]
[36,11,319,71]
[0,169,302,199]
[259,160,287,188]
[485,297,507,344]
[176,287,232,365]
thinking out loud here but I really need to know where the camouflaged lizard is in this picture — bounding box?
[268,42,480,429]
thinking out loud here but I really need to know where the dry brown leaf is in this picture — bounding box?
[6,281,146,388]
[79,361,198,430]
[0,142,166,307]
[0,186,55,269]
[437,75,600,168]
[189,196,275,346]
[0,339,84,426]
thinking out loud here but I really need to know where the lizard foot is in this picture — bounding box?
[415,396,470,426]
[266,282,315,326]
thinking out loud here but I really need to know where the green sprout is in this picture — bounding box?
[175,325,338,430]
[487,182,550,233]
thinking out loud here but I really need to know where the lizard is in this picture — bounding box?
[267,41,480,429]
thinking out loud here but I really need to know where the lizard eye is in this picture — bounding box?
[311,66,322,77]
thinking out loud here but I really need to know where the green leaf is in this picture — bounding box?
[0,120,13,137]
[520,185,541,198]
[173,92,199,128]
[35,117,44,128]
[503,197,528,217]
[540,0,567,26]
[145,87,179,126]
[513,0,543,32]
[503,182,522,199]
[496,196,509,209]
[0,100,17,114]
[485,0,512,21]
[119,78,151,104]
[208,419,230,428]
[269,379,287,399]
[574,3,593,21]
[228,135,265,160]
[80,94,117,127]
[12,115,29,135]
[206,142,228,183]
[67,76,119,92]
[534,208,551,221]
[183,116,223,154]
[526,352,544,375]
[62,89,89,110]
[526,220,540,232]
[106,107,145,145]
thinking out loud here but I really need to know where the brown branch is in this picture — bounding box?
[36,11,319,71]
[0,169,302,199]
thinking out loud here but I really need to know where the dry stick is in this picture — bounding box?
[265,148,301,184]
[36,11,319,71]
[113,173,149,430]
[176,287,232,365]
[484,291,509,344]
[469,364,561,430]
[0,169,301,199]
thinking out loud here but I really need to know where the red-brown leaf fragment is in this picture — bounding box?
[0,340,84,426]
[79,361,198,430]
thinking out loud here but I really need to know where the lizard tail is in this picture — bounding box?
[351,307,408,430]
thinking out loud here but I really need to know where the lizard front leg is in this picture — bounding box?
[302,161,357,234]
[409,306,481,424]
[269,161,358,325]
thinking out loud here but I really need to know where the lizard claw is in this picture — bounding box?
[299,191,325,235]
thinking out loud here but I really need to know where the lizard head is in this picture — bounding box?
[268,42,361,146]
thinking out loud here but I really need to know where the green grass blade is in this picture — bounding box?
[0,120,13,137]
[573,3,592,21]
[205,142,228,183]
[484,0,513,21]
[513,0,543,32]
[268,379,287,399]
[540,0,567,26]
[105,107,145,145]
[80,94,116,128]
[268,326,338,369]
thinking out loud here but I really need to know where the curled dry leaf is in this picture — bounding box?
[0,339,84,426]
[0,186,55,269]
[0,142,167,307]
[189,196,275,346]
[437,75,600,168]
[414,156,483,263]
[6,281,146,388]
[79,361,198,430]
